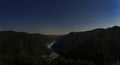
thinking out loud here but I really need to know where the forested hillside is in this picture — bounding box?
[52,26,120,64]
[1,26,120,65]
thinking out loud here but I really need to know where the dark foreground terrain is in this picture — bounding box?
[1,26,120,65]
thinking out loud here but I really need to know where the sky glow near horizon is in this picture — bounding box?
[0,0,120,35]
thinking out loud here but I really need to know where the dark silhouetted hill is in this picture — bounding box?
[52,26,120,64]
[0,31,52,56]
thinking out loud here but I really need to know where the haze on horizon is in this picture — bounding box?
[0,0,120,35]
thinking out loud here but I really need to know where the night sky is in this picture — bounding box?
[0,0,119,35]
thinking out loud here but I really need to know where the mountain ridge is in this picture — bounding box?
[52,26,120,63]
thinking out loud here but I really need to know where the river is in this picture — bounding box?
[47,41,60,60]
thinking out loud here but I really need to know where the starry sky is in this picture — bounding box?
[0,0,120,35]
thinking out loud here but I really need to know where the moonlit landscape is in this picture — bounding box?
[1,0,120,65]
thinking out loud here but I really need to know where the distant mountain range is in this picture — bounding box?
[52,26,120,63]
